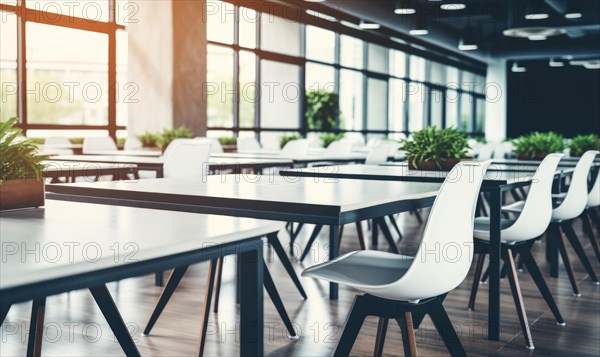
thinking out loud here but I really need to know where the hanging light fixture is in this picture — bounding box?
[395,0,416,15]
[549,58,564,67]
[524,2,549,20]
[458,25,478,51]
[409,14,428,35]
[359,20,381,29]
[511,62,527,72]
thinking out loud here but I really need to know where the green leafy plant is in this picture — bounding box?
[69,138,84,145]
[471,134,487,144]
[218,137,237,146]
[320,133,344,148]
[157,126,193,150]
[400,126,470,169]
[279,134,300,149]
[512,132,566,159]
[569,134,600,156]
[0,118,48,185]
[137,131,160,148]
[305,90,340,131]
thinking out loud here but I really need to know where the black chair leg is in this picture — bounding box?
[427,298,467,356]
[469,253,486,310]
[562,222,600,283]
[412,210,424,224]
[27,298,45,357]
[386,214,403,241]
[518,246,565,324]
[333,296,368,356]
[503,249,534,350]
[355,221,367,250]
[373,318,389,357]
[557,225,581,295]
[144,265,190,335]
[263,263,297,338]
[582,211,600,263]
[267,233,307,298]
[300,224,324,262]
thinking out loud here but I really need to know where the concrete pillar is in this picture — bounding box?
[485,59,507,142]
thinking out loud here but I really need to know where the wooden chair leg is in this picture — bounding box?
[267,233,307,299]
[396,313,418,357]
[519,246,565,324]
[356,221,367,250]
[300,224,324,262]
[562,222,600,283]
[373,318,389,357]
[469,253,486,310]
[144,265,190,335]
[333,296,368,356]
[504,248,534,349]
[582,211,600,263]
[198,259,219,357]
[557,225,581,296]
[213,258,224,313]
[427,298,466,356]
[27,298,46,357]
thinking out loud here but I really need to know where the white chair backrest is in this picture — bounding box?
[163,139,212,179]
[367,138,383,147]
[379,141,401,156]
[237,137,261,152]
[365,146,390,165]
[325,140,353,157]
[376,161,491,300]
[502,154,564,241]
[588,170,600,208]
[553,150,599,220]
[195,137,223,154]
[477,144,495,160]
[124,136,142,150]
[82,136,117,153]
[281,139,309,157]
[45,136,71,147]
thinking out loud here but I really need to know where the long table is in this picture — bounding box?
[43,160,139,182]
[0,200,283,356]
[279,163,542,342]
[46,176,441,299]
[49,155,294,177]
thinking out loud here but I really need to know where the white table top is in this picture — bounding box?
[84,150,162,157]
[0,200,284,291]
[50,154,293,166]
[47,176,441,216]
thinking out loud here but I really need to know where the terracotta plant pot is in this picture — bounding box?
[221,144,237,153]
[0,178,45,211]
[408,158,465,171]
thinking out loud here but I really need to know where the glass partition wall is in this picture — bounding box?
[206,0,487,146]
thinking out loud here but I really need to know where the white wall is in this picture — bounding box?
[484,59,507,142]
[127,0,174,136]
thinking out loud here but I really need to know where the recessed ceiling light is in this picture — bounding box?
[511,62,527,73]
[440,3,466,11]
[528,35,547,41]
[340,20,362,30]
[549,58,564,67]
[359,20,381,30]
[458,42,478,51]
[525,13,549,20]
[395,8,416,15]
[395,0,416,14]
[409,29,428,36]
[565,13,583,19]
[305,9,337,22]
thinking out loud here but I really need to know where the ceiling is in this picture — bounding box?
[314,0,600,63]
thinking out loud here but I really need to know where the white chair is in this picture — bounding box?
[124,136,142,151]
[493,141,512,159]
[504,150,600,296]
[194,137,223,154]
[477,143,495,160]
[365,146,390,165]
[45,136,71,147]
[280,138,309,157]
[302,161,491,356]
[237,137,261,152]
[162,139,212,178]
[469,154,565,349]
[325,140,353,157]
[580,171,600,262]
[82,136,117,153]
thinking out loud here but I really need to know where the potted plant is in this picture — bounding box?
[0,118,48,211]
[157,126,194,151]
[512,132,566,160]
[279,134,300,149]
[218,137,238,153]
[320,132,344,148]
[401,126,471,171]
[137,131,161,150]
[305,90,340,131]
[569,134,600,157]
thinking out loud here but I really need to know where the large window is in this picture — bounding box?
[205,0,487,142]
[0,0,128,138]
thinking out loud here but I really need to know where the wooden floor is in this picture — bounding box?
[2,209,599,356]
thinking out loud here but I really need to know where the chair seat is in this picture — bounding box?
[473,217,517,242]
[502,201,525,214]
[302,250,414,288]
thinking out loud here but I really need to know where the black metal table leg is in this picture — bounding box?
[330,224,339,300]
[155,271,164,286]
[240,241,264,356]
[488,187,502,340]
